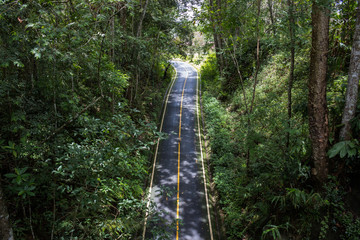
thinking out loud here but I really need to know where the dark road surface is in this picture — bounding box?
[143,61,213,240]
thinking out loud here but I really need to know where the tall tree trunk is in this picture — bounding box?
[53,61,58,129]
[0,182,14,240]
[216,0,227,69]
[249,0,261,114]
[110,16,115,61]
[120,3,126,30]
[308,0,330,184]
[134,0,150,101]
[214,32,224,73]
[110,15,115,113]
[287,0,295,150]
[247,0,262,173]
[209,0,224,73]
[226,39,248,112]
[268,0,276,35]
[340,0,360,141]
[136,0,149,38]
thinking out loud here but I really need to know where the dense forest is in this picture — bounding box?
[0,0,191,239]
[1,0,360,239]
[196,0,360,239]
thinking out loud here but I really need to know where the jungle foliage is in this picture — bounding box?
[2,0,360,239]
[197,0,360,239]
[0,0,192,239]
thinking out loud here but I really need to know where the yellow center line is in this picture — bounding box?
[176,142,181,238]
[176,69,188,240]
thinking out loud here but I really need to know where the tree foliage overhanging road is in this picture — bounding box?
[1,0,360,239]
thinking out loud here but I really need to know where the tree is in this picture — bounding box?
[0,0,193,238]
[308,0,330,184]
[339,0,360,141]
[268,0,276,35]
[209,0,225,73]
[287,0,295,150]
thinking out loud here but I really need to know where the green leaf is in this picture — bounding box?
[328,141,346,158]
[28,192,35,197]
[0,62,9,68]
[31,48,42,59]
[18,167,28,175]
[16,176,22,184]
[4,173,17,179]
[340,146,347,158]
[13,60,24,68]
[328,140,359,158]
[348,148,357,157]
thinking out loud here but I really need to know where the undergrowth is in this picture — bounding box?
[201,52,360,239]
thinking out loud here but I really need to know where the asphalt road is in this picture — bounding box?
[144,61,212,240]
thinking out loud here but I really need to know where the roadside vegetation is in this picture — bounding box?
[0,0,187,239]
[2,0,360,239]
[198,0,360,239]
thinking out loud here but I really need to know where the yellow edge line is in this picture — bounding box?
[194,64,214,240]
[142,62,178,240]
[177,67,188,240]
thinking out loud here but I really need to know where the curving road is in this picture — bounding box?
[143,61,213,240]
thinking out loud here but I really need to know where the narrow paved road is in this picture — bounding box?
[144,61,212,240]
